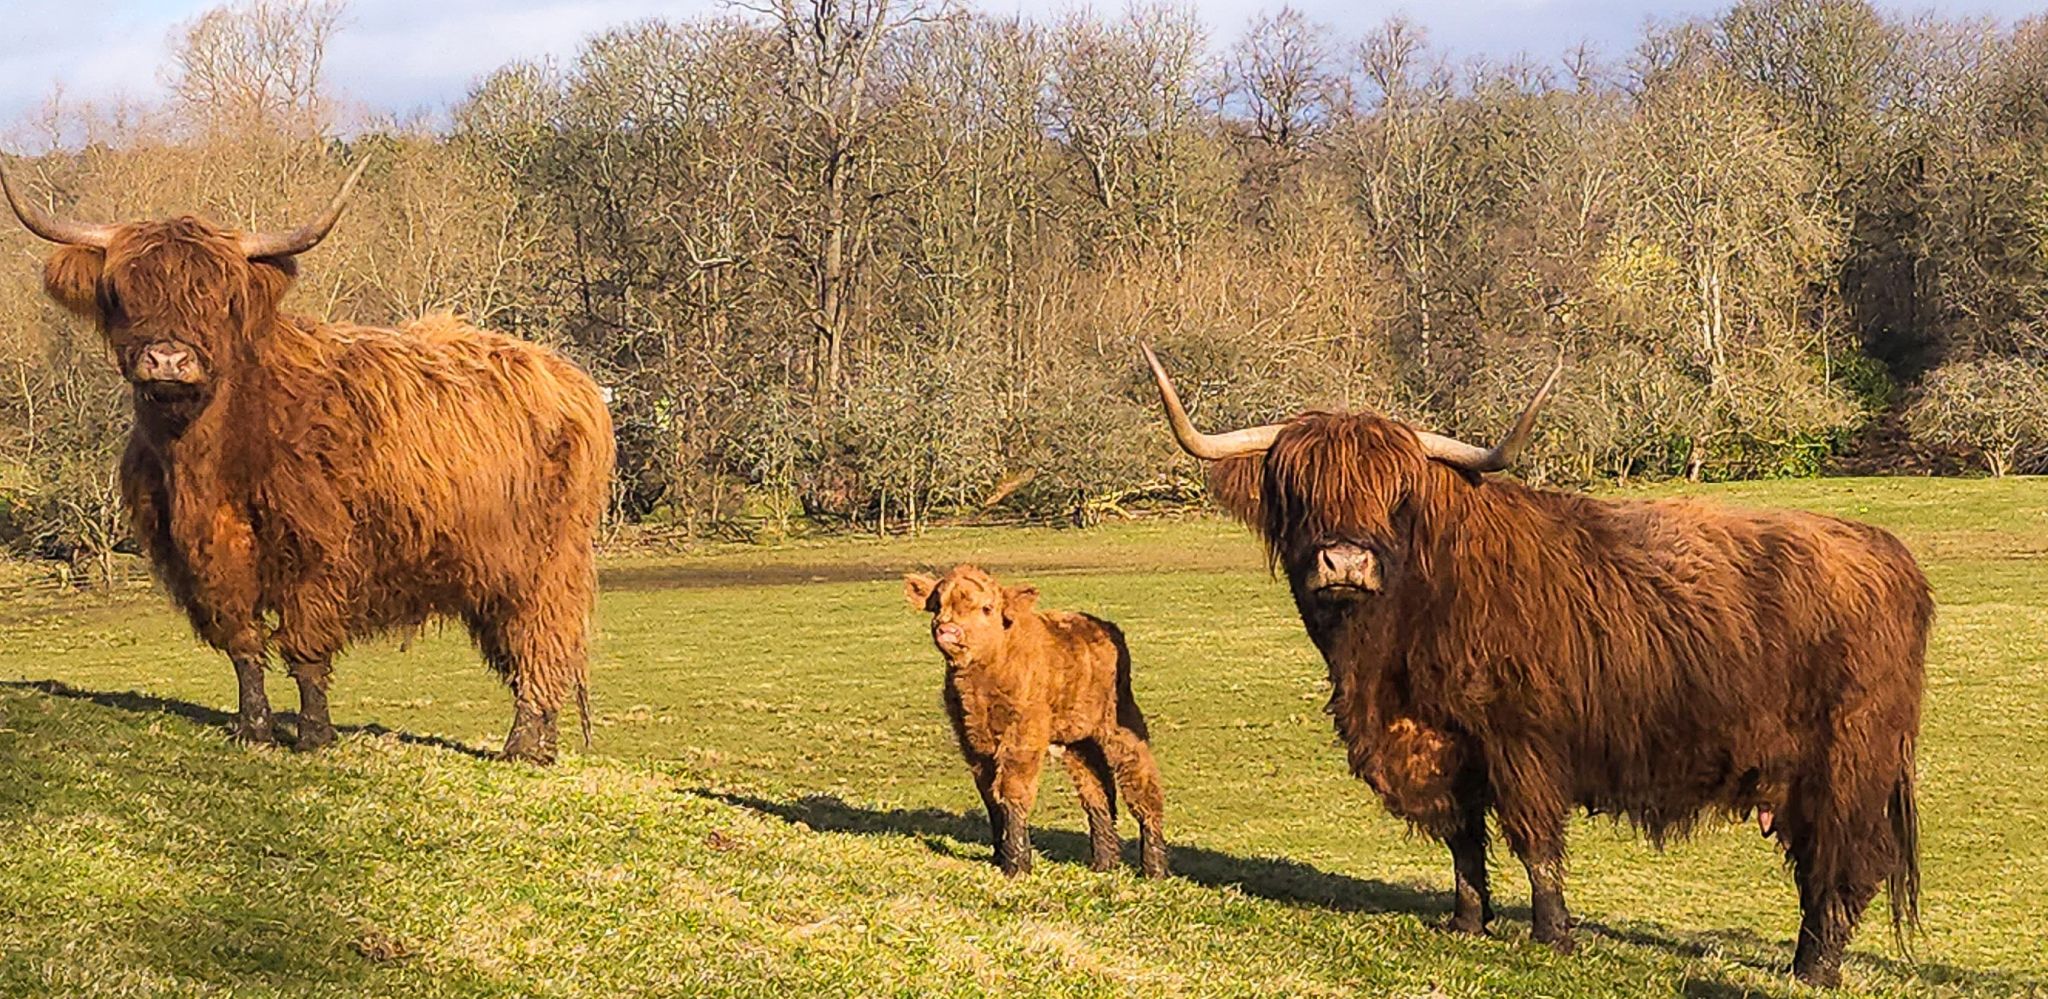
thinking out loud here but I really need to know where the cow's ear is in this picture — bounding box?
[1206,455,1265,527]
[43,245,106,320]
[903,573,939,612]
[1001,585,1038,626]
[244,255,297,313]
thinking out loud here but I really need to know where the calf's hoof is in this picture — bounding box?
[997,853,1033,877]
[1140,844,1169,879]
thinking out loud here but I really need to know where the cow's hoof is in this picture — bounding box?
[998,856,1033,877]
[229,720,276,746]
[1535,930,1577,955]
[500,744,557,765]
[1440,915,1490,936]
[1792,962,1842,990]
[293,723,337,752]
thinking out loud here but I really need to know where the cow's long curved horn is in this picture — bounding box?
[0,161,117,248]
[236,157,370,259]
[1415,355,1564,473]
[1140,343,1285,461]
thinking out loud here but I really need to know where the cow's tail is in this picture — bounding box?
[1888,745,1921,958]
[576,679,593,751]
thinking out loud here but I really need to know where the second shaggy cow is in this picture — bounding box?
[904,565,1168,878]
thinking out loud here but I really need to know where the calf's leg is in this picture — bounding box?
[1097,724,1168,878]
[992,743,1046,876]
[1061,741,1122,871]
[966,753,1006,859]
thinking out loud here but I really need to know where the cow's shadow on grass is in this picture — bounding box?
[707,790,2041,997]
[702,789,1451,917]
[3,679,497,760]
[1594,920,2046,997]
[13,684,2034,995]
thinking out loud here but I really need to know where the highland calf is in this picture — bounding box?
[904,565,1168,878]
[1142,345,1929,987]
[2,160,614,763]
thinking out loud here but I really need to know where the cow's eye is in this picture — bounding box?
[982,605,994,616]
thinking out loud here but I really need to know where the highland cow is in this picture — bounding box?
[904,565,1168,878]
[1141,345,1928,987]
[2,159,614,763]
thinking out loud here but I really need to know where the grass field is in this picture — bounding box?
[1,477,2043,997]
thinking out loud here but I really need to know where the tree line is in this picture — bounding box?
[4,0,2047,578]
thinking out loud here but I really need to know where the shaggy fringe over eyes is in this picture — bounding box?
[1206,413,1430,568]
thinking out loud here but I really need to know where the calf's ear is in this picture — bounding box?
[1001,585,1038,626]
[43,246,106,320]
[903,573,939,611]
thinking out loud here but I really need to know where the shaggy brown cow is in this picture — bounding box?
[904,565,1168,878]
[2,160,613,763]
[1140,346,1929,987]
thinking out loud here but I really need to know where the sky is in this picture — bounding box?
[0,0,2040,133]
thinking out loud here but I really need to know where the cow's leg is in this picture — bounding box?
[197,611,271,745]
[1785,790,1889,986]
[286,656,336,751]
[1499,790,1573,953]
[501,686,561,765]
[124,456,271,743]
[1097,724,1168,878]
[992,741,1046,876]
[1789,839,1874,987]
[227,644,274,745]
[475,586,587,765]
[275,599,345,753]
[1061,740,1121,872]
[1444,790,1493,935]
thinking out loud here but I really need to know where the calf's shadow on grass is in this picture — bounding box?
[3,679,498,760]
[701,789,1448,916]
[15,683,2035,995]
[709,790,2042,997]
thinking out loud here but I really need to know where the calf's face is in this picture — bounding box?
[903,565,1038,664]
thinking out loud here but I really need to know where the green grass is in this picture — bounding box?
[1,476,2044,996]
